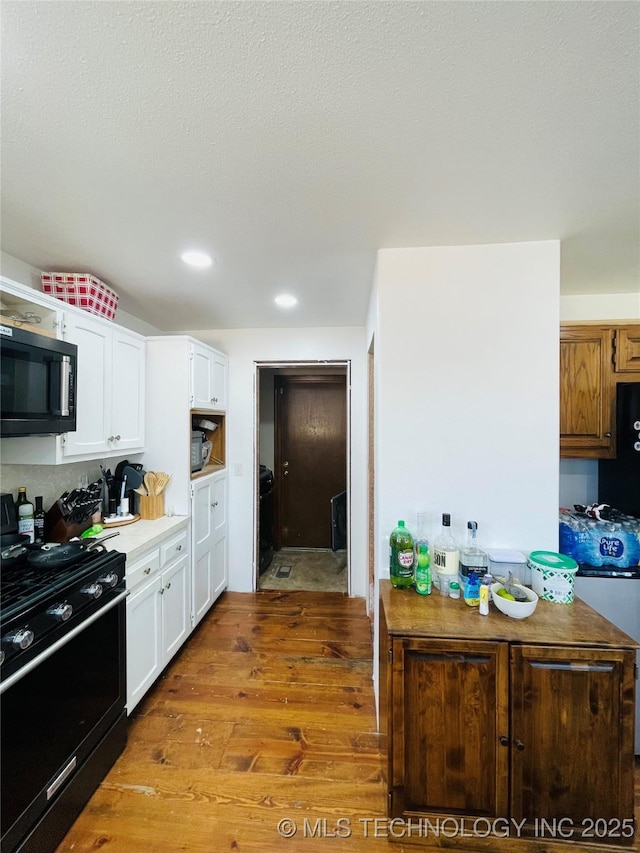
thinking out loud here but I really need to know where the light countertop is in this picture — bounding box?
[95,515,189,565]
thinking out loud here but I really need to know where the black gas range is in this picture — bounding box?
[1,538,128,853]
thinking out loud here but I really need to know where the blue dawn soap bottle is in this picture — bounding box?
[464,570,481,607]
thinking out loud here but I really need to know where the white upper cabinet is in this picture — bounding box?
[63,313,145,458]
[190,341,227,411]
[0,276,145,464]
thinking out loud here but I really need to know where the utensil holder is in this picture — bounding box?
[138,494,164,520]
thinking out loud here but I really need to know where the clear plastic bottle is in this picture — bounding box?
[390,520,414,589]
[432,513,459,589]
[414,544,431,595]
[413,512,429,570]
[15,487,35,543]
[459,521,488,593]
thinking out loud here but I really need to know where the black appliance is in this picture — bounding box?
[599,383,640,518]
[0,511,127,853]
[0,324,77,437]
[259,465,274,575]
[330,490,347,551]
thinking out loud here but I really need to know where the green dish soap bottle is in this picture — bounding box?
[390,520,414,589]
[415,544,431,595]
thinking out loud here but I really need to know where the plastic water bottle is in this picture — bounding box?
[390,520,414,589]
[415,544,431,595]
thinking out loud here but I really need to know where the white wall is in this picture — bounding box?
[560,292,640,321]
[186,327,368,596]
[373,241,561,569]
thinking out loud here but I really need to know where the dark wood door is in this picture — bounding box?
[390,637,509,819]
[275,375,346,548]
[510,644,636,834]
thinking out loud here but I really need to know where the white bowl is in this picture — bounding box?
[490,582,538,619]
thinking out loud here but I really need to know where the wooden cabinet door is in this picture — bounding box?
[390,638,509,820]
[510,644,636,834]
[560,326,615,458]
[615,327,640,373]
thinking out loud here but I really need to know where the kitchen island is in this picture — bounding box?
[379,579,638,850]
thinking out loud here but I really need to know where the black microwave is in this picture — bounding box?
[0,324,77,436]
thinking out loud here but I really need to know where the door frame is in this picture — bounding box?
[253,360,351,594]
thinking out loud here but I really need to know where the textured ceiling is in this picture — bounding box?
[1,1,638,330]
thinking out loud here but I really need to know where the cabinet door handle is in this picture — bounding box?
[176,544,182,551]
[160,587,165,595]
[166,582,171,590]
[211,501,218,508]
[107,435,114,443]
[499,735,509,747]
[515,739,525,751]
[144,567,151,575]
[114,434,121,441]
[604,432,612,438]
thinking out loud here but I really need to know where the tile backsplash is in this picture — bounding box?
[1,455,140,514]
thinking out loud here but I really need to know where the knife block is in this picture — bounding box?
[138,494,164,520]
[45,500,94,542]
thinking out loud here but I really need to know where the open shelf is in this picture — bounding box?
[190,410,225,479]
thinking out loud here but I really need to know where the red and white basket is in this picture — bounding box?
[41,273,119,321]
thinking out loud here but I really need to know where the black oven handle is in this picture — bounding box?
[0,589,128,695]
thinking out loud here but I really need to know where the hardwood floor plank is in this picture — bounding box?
[54,590,640,853]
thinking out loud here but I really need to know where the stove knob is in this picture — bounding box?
[81,583,103,600]
[98,572,119,589]
[47,603,73,622]
[5,629,35,650]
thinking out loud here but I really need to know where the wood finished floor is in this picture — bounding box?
[56,590,391,852]
[56,590,640,853]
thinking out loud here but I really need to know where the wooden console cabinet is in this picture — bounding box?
[379,580,637,849]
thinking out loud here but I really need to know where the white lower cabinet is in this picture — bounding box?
[192,470,228,627]
[126,526,191,713]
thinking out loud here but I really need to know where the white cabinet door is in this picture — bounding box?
[191,343,214,409]
[126,574,162,712]
[63,314,146,458]
[191,342,227,410]
[111,330,145,451]
[161,552,191,663]
[192,476,215,626]
[211,350,228,410]
[63,312,111,457]
[211,472,228,599]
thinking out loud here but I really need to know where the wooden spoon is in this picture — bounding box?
[144,472,157,497]
[154,472,170,494]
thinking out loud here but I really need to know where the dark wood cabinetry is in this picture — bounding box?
[380,580,637,849]
[560,323,640,459]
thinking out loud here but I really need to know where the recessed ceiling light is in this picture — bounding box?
[275,294,297,308]
[181,250,213,268]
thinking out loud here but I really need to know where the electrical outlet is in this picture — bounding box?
[233,463,243,476]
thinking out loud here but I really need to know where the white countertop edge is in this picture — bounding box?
[97,515,189,564]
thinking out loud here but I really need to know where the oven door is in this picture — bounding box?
[1,593,126,853]
[0,324,77,436]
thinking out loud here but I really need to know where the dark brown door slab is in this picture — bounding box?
[275,375,347,548]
